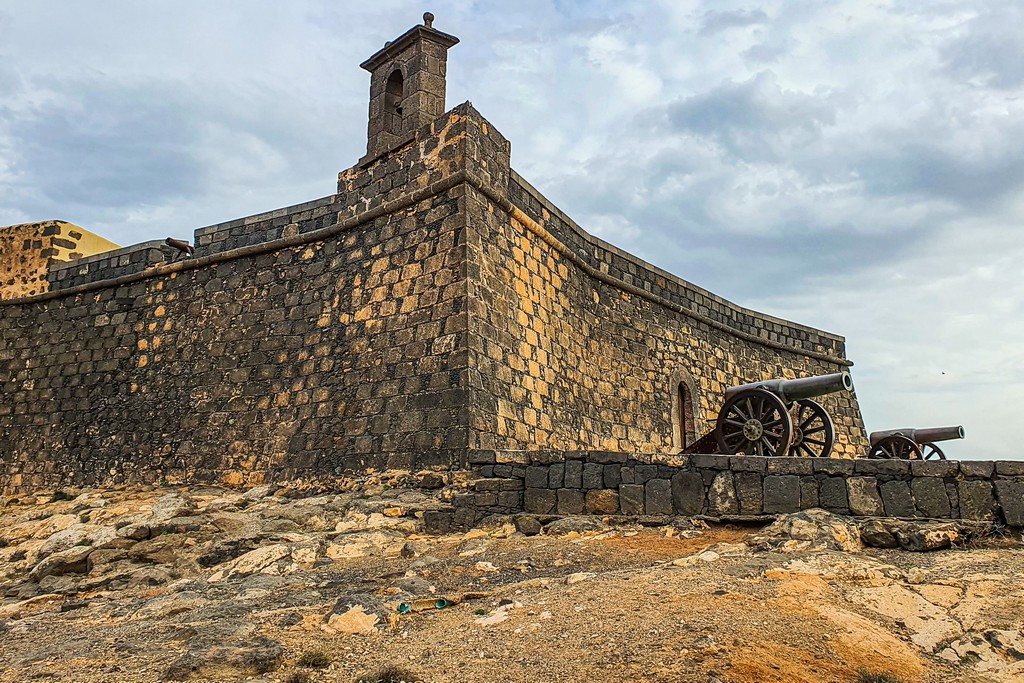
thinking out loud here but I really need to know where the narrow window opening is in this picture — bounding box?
[384,69,404,133]
[676,381,696,448]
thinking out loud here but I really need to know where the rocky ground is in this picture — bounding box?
[1,475,1022,683]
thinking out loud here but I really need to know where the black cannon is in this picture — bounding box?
[713,371,854,458]
[868,426,965,460]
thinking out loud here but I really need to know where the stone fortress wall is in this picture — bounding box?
[0,16,874,496]
[0,101,867,496]
[0,108,476,494]
[467,164,865,459]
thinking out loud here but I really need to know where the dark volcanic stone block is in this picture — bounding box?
[854,460,910,476]
[819,477,849,513]
[525,466,549,489]
[730,456,768,473]
[910,460,958,478]
[524,488,555,515]
[603,464,621,489]
[549,463,565,488]
[994,479,1024,526]
[911,478,951,518]
[634,463,659,484]
[582,463,604,490]
[564,460,583,489]
[995,462,1024,477]
[800,477,819,509]
[690,454,730,470]
[645,479,672,515]
[813,458,855,476]
[497,490,522,509]
[960,461,994,478]
[556,488,585,515]
[619,484,644,515]
[468,450,496,464]
[763,475,800,514]
[734,472,763,515]
[959,480,996,520]
[588,450,627,464]
[453,507,476,528]
[879,480,916,517]
[423,510,453,534]
[767,459,813,476]
[671,471,704,516]
[475,493,498,507]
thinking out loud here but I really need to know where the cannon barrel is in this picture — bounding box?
[165,237,195,257]
[869,425,965,447]
[725,371,853,404]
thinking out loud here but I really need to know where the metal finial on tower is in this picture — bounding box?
[423,12,434,28]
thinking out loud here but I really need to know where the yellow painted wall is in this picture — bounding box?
[0,220,120,299]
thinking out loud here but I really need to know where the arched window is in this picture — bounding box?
[384,69,404,133]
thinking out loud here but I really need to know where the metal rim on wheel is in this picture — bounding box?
[868,435,922,460]
[715,388,793,457]
[788,399,835,458]
[921,443,947,460]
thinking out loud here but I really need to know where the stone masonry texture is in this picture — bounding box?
[0,19,874,494]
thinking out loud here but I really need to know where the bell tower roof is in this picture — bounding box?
[360,12,460,163]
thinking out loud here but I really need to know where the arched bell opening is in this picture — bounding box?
[384,69,405,134]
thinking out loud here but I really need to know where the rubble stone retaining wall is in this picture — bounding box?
[424,451,1024,531]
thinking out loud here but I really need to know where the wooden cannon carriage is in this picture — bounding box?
[684,371,854,458]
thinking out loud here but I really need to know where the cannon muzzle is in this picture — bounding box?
[165,237,195,258]
[869,425,965,446]
[725,371,853,404]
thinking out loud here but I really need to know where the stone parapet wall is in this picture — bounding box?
[432,450,1024,531]
[194,196,338,258]
[48,241,177,291]
[509,173,846,361]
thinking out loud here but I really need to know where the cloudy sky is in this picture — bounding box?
[1,1,1021,459]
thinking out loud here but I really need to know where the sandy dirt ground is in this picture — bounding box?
[1,482,1022,683]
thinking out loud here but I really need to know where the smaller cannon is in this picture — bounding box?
[714,371,854,458]
[165,237,195,261]
[868,426,965,460]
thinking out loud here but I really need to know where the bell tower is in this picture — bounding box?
[360,12,459,162]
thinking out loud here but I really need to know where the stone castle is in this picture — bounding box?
[0,15,870,496]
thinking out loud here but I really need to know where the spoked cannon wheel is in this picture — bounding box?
[868,435,922,460]
[715,389,793,457]
[921,443,947,460]
[787,399,835,458]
